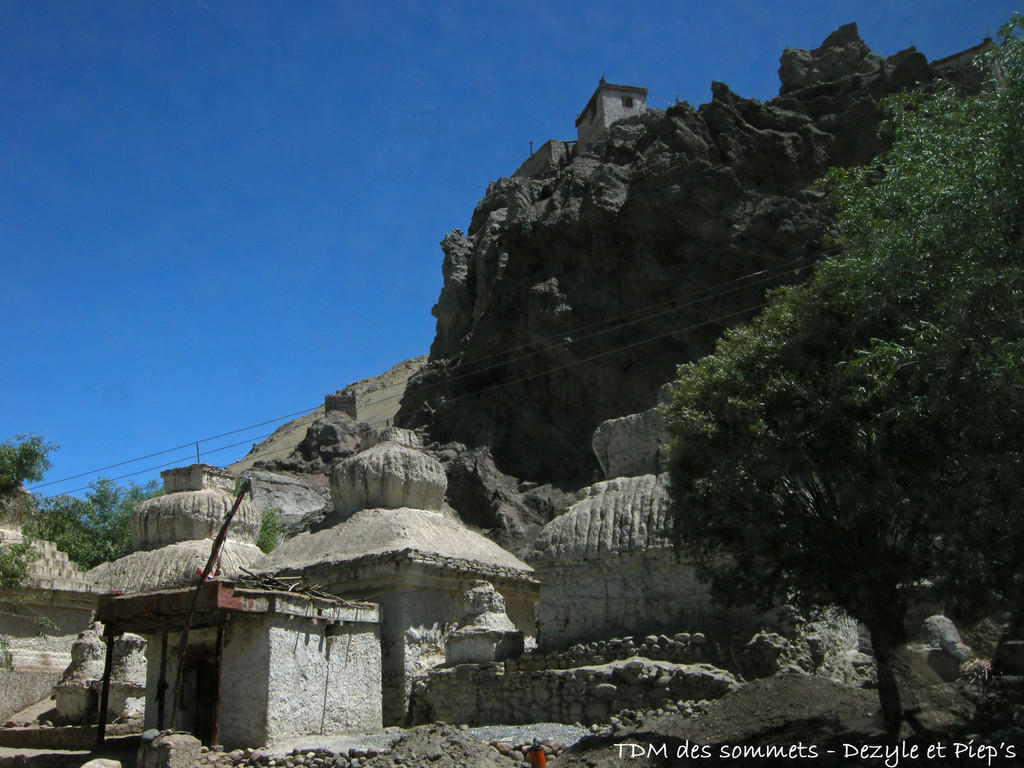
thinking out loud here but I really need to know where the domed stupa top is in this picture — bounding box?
[89,464,262,593]
[329,430,446,519]
[258,430,532,581]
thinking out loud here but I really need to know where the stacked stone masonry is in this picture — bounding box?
[415,654,739,726]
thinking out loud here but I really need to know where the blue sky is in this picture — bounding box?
[2,0,1018,497]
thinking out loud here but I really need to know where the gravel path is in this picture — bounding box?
[466,723,589,746]
[265,723,588,756]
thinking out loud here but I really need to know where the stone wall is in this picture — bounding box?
[143,610,381,750]
[513,632,718,670]
[535,549,758,650]
[0,532,97,720]
[414,656,739,726]
[512,140,572,179]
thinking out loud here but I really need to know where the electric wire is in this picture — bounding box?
[42,216,984,496]
[45,298,770,497]
[28,407,320,490]
[28,254,810,495]
[23,254,821,496]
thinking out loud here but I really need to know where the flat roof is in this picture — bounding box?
[97,579,378,635]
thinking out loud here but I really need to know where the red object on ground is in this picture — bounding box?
[527,746,547,767]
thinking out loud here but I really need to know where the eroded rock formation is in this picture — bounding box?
[395,24,979,484]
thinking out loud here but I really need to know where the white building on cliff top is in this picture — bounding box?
[575,78,648,149]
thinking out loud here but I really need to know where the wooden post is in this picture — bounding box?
[211,624,225,748]
[171,478,251,729]
[94,627,116,751]
[156,625,170,729]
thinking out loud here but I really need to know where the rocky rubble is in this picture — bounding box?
[511,633,717,671]
[193,725,563,768]
[198,745,388,768]
[193,726,581,768]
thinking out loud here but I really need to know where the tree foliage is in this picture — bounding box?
[256,507,284,554]
[0,434,54,496]
[0,435,55,590]
[0,540,35,591]
[0,434,56,669]
[666,16,1024,738]
[27,478,163,570]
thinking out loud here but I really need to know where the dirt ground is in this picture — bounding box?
[375,672,1023,768]
[6,668,1023,768]
[554,672,1022,768]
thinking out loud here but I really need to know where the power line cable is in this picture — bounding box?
[29,406,320,491]
[443,302,768,405]
[29,256,806,494]
[40,298,771,496]
[65,196,1011,492]
[445,252,816,378]
[365,255,816,409]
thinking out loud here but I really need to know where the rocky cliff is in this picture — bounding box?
[225,355,427,531]
[395,24,979,484]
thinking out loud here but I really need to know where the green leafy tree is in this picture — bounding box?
[0,434,54,496]
[27,478,162,570]
[256,507,284,554]
[0,434,55,584]
[666,16,1024,740]
[0,435,56,668]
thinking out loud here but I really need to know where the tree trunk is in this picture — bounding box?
[867,616,907,742]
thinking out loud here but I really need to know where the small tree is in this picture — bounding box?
[0,434,55,578]
[0,434,56,669]
[28,478,162,570]
[256,507,285,554]
[0,434,54,497]
[666,16,1024,739]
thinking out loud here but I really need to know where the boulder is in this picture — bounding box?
[591,385,672,479]
[245,469,332,531]
[138,732,201,768]
[918,614,971,661]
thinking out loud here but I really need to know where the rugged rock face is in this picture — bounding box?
[225,356,427,529]
[591,384,672,480]
[243,469,332,532]
[395,24,974,483]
